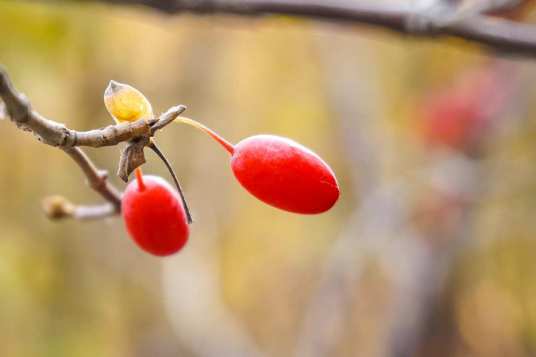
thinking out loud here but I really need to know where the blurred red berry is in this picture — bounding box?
[420,64,512,152]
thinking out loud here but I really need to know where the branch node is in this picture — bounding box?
[98,169,109,180]
[0,67,191,221]
[88,169,109,190]
[405,0,458,35]
[150,105,187,134]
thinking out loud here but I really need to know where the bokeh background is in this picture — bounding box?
[2,1,536,356]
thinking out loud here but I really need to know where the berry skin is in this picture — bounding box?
[231,135,339,214]
[122,174,189,256]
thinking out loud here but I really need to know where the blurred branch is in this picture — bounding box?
[62,147,122,208]
[99,0,536,57]
[456,0,522,18]
[383,156,484,357]
[479,0,524,13]
[297,33,387,357]
[42,195,117,220]
[41,147,122,220]
[0,66,186,220]
[382,60,519,357]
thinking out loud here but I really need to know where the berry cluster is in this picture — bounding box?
[104,82,340,256]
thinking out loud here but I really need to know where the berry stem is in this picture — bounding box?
[148,140,193,224]
[174,117,235,155]
[135,167,146,191]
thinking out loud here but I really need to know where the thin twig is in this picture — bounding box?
[70,203,117,220]
[62,147,123,208]
[0,66,188,220]
[151,105,186,133]
[475,0,523,15]
[42,141,122,221]
[0,67,183,148]
[97,0,536,57]
[42,195,117,220]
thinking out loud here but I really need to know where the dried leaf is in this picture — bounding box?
[117,137,150,182]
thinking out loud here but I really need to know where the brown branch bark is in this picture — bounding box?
[96,0,536,57]
[0,67,186,220]
[0,68,185,148]
[62,147,123,208]
[42,195,117,220]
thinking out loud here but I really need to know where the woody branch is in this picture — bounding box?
[100,0,536,57]
[0,67,186,220]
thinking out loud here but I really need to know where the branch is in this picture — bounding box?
[0,66,186,220]
[0,67,185,148]
[99,0,536,57]
[62,147,122,208]
[40,146,123,220]
[42,195,117,220]
[471,0,521,14]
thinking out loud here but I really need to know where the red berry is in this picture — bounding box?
[122,173,189,256]
[231,135,339,214]
[175,118,340,214]
[422,91,484,150]
[420,64,512,152]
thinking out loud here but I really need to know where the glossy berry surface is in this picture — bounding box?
[231,135,339,214]
[122,175,189,256]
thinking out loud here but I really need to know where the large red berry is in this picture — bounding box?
[122,174,189,256]
[174,118,340,214]
[230,135,339,214]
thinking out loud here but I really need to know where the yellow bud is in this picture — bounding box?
[42,195,74,219]
[104,80,153,123]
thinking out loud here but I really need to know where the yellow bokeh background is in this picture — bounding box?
[1,2,536,356]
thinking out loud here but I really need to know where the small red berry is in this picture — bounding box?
[420,64,512,152]
[122,171,189,256]
[231,135,339,214]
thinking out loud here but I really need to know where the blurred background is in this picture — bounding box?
[2,1,536,356]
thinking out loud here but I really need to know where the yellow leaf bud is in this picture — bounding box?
[104,80,153,123]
